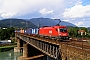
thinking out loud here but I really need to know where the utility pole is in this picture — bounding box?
[38,23,40,28]
[26,20,28,29]
[10,20,12,27]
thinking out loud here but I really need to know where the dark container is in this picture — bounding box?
[26,28,32,34]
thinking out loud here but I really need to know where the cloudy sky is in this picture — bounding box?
[0,0,90,27]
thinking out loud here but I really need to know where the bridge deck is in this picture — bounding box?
[16,33,90,60]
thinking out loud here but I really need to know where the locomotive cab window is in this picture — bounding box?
[60,28,67,32]
[56,29,58,31]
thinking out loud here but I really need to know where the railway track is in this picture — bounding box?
[60,40,90,53]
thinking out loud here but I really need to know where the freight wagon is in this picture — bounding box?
[15,28,39,35]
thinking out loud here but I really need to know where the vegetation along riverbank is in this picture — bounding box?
[0,45,16,52]
[0,43,16,52]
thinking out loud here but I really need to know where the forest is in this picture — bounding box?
[0,27,15,40]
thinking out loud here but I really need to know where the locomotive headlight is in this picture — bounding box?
[66,37,68,38]
[59,34,61,36]
[63,34,66,36]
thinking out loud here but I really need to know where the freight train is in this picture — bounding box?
[15,25,69,41]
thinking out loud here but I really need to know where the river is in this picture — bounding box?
[0,49,54,60]
[0,50,22,60]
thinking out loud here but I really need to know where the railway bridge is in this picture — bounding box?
[15,32,90,60]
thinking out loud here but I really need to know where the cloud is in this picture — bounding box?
[1,13,16,18]
[0,0,82,19]
[75,21,84,26]
[63,4,90,18]
[0,0,65,18]
[62,19,70,22]
[39,8,53,15]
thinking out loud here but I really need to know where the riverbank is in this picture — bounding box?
[0,44,16,52]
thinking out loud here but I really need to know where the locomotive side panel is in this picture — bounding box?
[39,27,58,37]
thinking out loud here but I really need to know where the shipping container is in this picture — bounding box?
[24,30,27,34]
[32,28,38,34]
[26,28,32,34]
[35,28,39,34]
[20,29,24,33]
[15,30,20,33]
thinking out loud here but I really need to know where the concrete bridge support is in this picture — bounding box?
[14,38,23,52]
[18,43,46,60]
[23,44,28,58]
[18,43,30,60]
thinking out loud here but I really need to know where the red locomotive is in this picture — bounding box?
[39,25,69,40]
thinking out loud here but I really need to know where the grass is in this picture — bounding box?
[0,45,16,49]
[0,45,17,52]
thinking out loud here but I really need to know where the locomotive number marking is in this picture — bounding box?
[49,30,52,34]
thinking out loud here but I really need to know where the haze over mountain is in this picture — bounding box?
[87,27,90,31]
[0,18,76,28]
[29,18,76,27]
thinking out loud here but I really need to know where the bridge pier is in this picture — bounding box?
[18,43,29,60]
[14,38,23,52]
[18,43,45,60]
[23,44,28,58]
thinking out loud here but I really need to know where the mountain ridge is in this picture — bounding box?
[29,18,76,27]
[0,18,76,28]
[0,19,37,28]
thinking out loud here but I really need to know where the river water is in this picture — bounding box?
[0,49,54,60]
[0,50,22,60]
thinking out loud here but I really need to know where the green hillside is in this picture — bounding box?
[0,19,37,28]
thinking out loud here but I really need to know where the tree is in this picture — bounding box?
[68,27,90,38]
[0,27,15,40]
[68,27,79,37]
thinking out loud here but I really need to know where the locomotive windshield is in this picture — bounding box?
[60,28,67,32]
